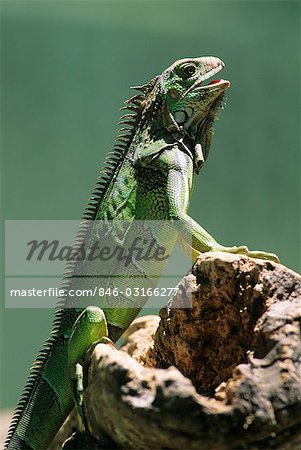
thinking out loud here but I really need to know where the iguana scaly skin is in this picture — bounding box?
[5,57,278,450]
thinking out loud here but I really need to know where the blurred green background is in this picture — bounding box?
[1,1,300,410]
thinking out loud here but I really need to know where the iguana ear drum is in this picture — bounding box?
[174,106,194,125]
[174,110,188,125]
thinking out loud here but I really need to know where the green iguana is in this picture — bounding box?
[5,57,278,450]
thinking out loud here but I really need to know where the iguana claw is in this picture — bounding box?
[244,250,280,263]
[214,244,280,263]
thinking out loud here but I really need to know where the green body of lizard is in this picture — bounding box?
[5,57,278,450]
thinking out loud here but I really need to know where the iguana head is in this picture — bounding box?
[162,57,230,172]
[135,57,230,173]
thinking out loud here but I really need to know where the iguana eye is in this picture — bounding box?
[182,65,197,78]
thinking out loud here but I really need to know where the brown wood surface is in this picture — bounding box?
[77,253,301,449]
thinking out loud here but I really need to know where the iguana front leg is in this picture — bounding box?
[168,169,279,263]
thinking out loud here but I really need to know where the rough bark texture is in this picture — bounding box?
[121,315,160,366]
[80,253,301,449]
[154,253,301,396]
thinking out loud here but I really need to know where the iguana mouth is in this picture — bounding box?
[182,62,230,99]
[193,61,230,91]
[194,78,231,91]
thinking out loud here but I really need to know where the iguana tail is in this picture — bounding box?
[4,331,74,450]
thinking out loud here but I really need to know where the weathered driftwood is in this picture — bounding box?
[67,252,301,449]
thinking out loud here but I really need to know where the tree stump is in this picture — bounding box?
[67,253,301,449]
